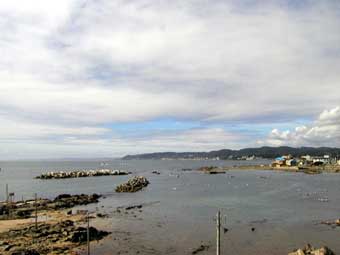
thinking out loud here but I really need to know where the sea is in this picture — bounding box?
[1,159,339,255]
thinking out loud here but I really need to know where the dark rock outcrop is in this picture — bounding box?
[192,244,210,254]
[115,176,149,193]
[10,249,40,255]
[69,226,110,243]
[0,194,101,220]
[52,193,101,209]
[197,166,226,174]
[0,220,110,254]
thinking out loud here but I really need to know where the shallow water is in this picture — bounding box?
[1,159,340,254]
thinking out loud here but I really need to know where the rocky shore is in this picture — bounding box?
[0,194,101,220]
[288,244,335,255]
[115,176,149,193]
[36,169,129,179]
[0,218,110,254]
[0,193,110,255]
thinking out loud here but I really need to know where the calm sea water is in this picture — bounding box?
[1,159,340,254]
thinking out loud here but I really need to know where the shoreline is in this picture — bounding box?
[197,164,340,174]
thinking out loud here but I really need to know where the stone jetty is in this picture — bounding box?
[115,176,149,193]
[36,169,128,179]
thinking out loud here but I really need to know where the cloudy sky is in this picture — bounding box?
[0,0,340,159]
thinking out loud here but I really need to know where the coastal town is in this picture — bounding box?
[271,154,340,168]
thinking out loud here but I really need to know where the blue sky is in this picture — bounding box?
[0,0,340,159]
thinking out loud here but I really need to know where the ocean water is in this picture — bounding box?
[1,159,340,254]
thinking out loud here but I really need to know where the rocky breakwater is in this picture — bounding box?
[36,169,129,179]
[288,244,335,255]
[197,166,226,174]
[115,176,149,193]
[0,194,101,220]
[0,219,110,255]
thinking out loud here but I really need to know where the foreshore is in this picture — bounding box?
[0,194,110,255]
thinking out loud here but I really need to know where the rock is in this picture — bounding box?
[0,219,110,255]
[14,208,33,218]
[60,220,74,227]
[4,244,15,251]
[192,244,209,254]
[288,244,335,255]
[0,241,9,246]
[289,249,305,255]
[115,176,149,193]
[55,194,72,200]
[69,227,110,243]
[197,166,226,174]
[96,213,108,218]
[125,204,143,210]
[1,194,101,221]
[53,194,101,209]
[10,248,40,255]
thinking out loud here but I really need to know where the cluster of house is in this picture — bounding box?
[272,154,340,168]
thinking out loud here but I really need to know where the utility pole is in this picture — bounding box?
[8,192,15,219]
[87,212,90,255]
[5,183,8,204]
[216,210,221,255]
[35,193,38,231]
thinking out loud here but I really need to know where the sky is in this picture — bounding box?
[0,0,340,159]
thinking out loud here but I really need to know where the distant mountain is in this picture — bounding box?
[121,146,340,160]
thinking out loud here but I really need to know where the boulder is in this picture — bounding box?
[115,176,149,193]
[69,227,110,243]
[53,194,101,209]
[192,244,209,254]
[288,244,335,255]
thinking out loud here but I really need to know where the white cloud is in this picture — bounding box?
[1,0,340,125]
[259,106,340,147]
[1,0,340,158]
[0,116,109,140]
